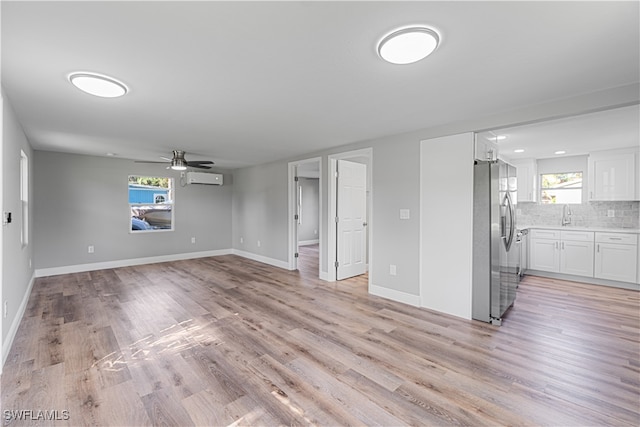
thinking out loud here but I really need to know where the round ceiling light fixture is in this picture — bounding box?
[378,26,440,65]
[68,72,128,98]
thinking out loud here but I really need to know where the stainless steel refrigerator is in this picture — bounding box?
[472,159,518,325]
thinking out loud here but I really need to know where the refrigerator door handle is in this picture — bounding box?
[504,192,515,251]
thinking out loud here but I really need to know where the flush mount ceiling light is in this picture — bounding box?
[514,149,525,153]
[68,72,128,98]
[378,26,440,65]
[555,150,567,155]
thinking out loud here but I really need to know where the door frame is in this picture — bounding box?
[327,148,372,283]
[288,157,322,276]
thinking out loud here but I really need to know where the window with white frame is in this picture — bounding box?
[540,172,583,204]
[20,150,29,247]
[128,176,174,232]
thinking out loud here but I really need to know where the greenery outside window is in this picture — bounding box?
[540,172,582,204]
[129,176,174,232]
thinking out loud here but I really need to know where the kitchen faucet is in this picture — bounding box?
[562,204,572,226]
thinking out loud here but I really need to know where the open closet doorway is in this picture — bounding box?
[288,157,322,278]
[328,148,372,283]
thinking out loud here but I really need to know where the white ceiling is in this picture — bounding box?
[2,1,639,169]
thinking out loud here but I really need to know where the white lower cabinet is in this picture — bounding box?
[529,229,594,277]
[530,234,560,272]
[594,233,638,283]
[560,239,594,277]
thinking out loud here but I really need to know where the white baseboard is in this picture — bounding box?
[231,249,291,270]
[2,273,36,371]
[299,239,319,246]
[369,284,421,307]
[34,249,233,277]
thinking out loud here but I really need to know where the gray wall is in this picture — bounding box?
[298,177,319,243]
[2,91,34,349]
[231,161,289,261]
[34,151,233,269]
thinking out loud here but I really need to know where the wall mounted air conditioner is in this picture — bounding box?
[186,171,223,185]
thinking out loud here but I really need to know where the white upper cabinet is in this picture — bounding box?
[510,159,537,202]
[588,148,639,201]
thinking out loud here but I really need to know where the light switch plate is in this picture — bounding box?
[399,209,410,220]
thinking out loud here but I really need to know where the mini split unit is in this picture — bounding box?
[186,171,223,185]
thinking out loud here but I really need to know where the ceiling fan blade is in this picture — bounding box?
[190,164,212,169]
[160,156,172,161]
[187,160,214,165]
[135,160,169,164]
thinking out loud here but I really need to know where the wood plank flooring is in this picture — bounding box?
[1,250,639,426]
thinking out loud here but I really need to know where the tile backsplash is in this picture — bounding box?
[517,201,639,229]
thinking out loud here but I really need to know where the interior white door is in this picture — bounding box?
[336,160,367,280]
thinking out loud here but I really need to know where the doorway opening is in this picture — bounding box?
[328,148,372,283]
[288,157,322,278]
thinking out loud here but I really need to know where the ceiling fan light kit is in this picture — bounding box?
[170,158,188,171]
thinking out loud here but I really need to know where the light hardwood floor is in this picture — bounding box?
[1,249,639,426]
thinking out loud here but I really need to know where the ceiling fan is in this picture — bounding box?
[136,150,214,170]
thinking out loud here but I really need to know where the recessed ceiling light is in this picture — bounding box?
[555,150,566,155]
[495,135,507,141]
[106,152,117,156]
[378,26,440,65]
[514,149,525,153]
[69,72,128,98]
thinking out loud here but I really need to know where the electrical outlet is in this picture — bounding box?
[389,264,397,276]
[257,240,261,247]
[191,237,196,244]
[607,210,615,218]
[240,237,244,244]
[3,301,7,318]
[88,245,94,254]
[314,229,318,235]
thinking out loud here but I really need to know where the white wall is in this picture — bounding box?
[33,151,233,273]
[420,133,475,319]
[2,91,35,369]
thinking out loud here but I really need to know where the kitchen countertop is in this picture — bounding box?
[518,225,640,234]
